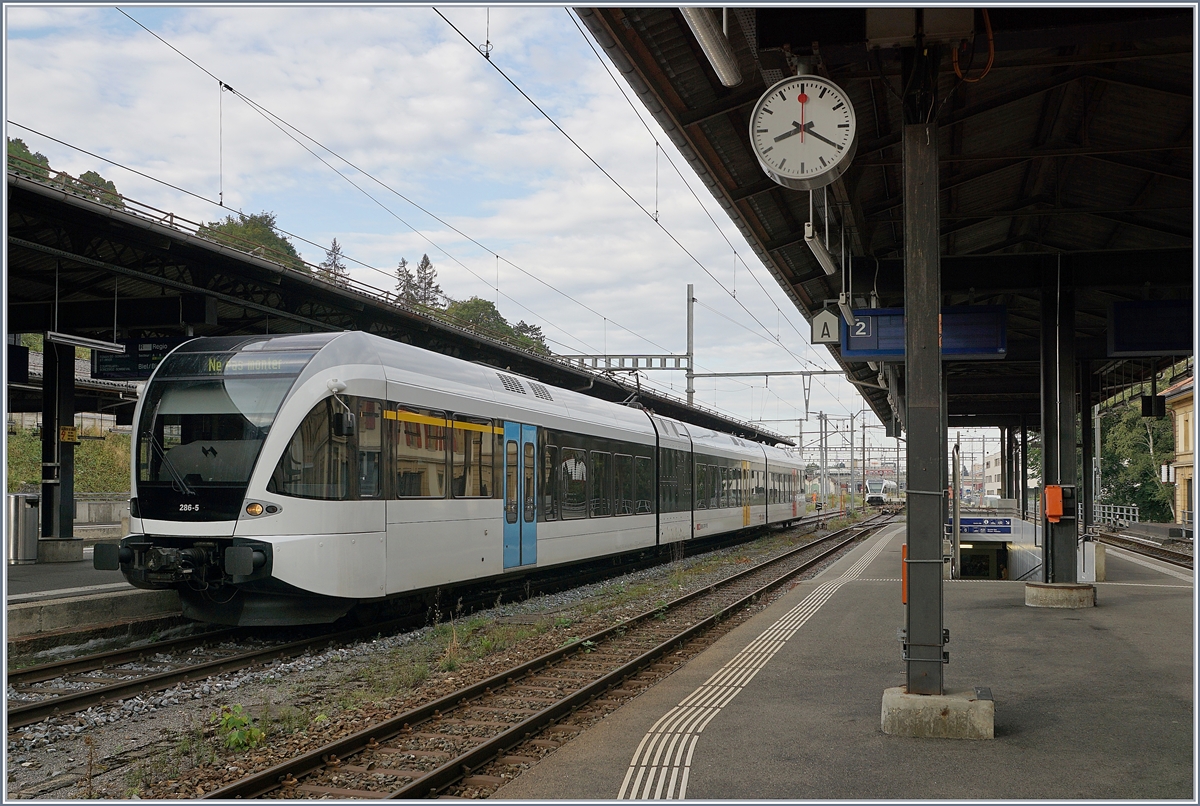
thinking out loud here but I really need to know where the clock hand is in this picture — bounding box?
[773,122,803,143]
[803,121,843,151]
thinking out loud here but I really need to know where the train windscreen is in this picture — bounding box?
[135,348,317,521]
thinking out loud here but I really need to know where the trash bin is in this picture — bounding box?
[7,493,40,565]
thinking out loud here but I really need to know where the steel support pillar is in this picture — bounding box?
[40,342,75,539]
[1040,265,1077,582]
[1080,360,1094,529]
[903,112,945,693]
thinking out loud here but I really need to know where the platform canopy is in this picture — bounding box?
[578,7,1194,428]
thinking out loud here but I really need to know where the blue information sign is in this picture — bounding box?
[840,306,1007,360]
[952,517,1012,535]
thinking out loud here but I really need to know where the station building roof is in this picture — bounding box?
[578,7,1194,429]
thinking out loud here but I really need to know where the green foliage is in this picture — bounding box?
[199,211,306,272]
[7,137,50,178]
[75,170,125,208]
[443,296,549,354]
[210,704,264,751]
[1100,401,1175,521]
[317,237,349,286]
[6,428,130,493]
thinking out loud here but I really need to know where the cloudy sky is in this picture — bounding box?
[4,4,1004,463]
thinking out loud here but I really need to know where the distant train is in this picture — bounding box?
[865,478,899,507]
[95,332,808,626]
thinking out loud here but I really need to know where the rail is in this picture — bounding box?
[202,515,888,799]
[1095,531,1193,570]
[1095,504,1140,525]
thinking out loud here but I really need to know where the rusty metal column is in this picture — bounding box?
[901,43,945,693]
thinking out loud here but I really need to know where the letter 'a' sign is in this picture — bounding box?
[812,309,840,344]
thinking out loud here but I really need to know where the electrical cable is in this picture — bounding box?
[437,8,819,374]
[568,9,835,370]
[115,7,694,364]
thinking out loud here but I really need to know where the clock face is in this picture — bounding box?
[749,75,857,190]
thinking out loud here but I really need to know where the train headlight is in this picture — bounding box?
[245,502,264,517]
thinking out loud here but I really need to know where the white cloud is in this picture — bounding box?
[5,4,904,450]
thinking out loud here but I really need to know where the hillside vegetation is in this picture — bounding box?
[7,428,131,494]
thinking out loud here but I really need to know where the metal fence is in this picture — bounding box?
[1094,503,1140,525]
[1182,510,1194,528]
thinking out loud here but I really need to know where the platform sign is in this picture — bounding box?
[956,517,1012,535]
[92,338,189,380]
[840,306,1007,360]
[811,309,840,344]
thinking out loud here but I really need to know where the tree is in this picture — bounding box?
[7,137,50,178]
[199,211,306,272]
[444,297,510,335]
[413,254,444,308]
[318,238,349,286]
[1100,401,1175,521]
[76,169,124,208]
[395,257,415,302]
[513,320,549,354]
[394,254,444,309]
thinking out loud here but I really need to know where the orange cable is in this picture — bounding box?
[953,9,994,84]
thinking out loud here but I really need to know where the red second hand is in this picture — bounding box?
[798,92,808,142]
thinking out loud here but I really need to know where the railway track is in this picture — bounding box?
[1096,532,1193,570]
[6,512,846,731]
[202,514,889,800]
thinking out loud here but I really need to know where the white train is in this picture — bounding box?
[864,478,899,507]
[95,332,807,625]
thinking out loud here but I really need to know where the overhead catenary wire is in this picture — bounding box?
[436,8,822,377]
[566,9,838,372]
[113,7,761,379]
[108,8,852,423]
[110,8,681,362]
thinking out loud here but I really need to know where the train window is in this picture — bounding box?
[614,454,634,515]
[269,397,355,500]
[391,407,447,498]
[635,455,653,514]
[561,448,587,520]
[523,442,536,524]
[708,465,718,509]
[590,451,612,517]
[357,399,383,498]
[695,463,707,509]
[450,417,495,498]
[505,441,519,523]
[542,445,559,521]
[658,449,675,513]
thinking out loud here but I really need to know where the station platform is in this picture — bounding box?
[6,546,181,641]
[496,521,1194,800]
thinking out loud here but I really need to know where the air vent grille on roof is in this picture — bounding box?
[529,382,554,401]
[497,373,527,394]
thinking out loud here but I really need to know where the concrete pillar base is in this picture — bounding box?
[881,686,994,739]
[1025,581,1096,608]
[37,538,84,563]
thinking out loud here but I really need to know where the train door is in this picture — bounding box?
[742,460,751,527]
[503,422,538,569]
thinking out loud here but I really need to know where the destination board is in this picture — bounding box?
[92,338,190,380]
[841,306,1007,360]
